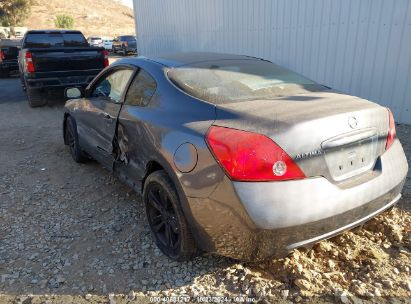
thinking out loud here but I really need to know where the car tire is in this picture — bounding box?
[20,74,27,91]
[65,116,87,163]
[143,170,199,261]
[27,88,47,107]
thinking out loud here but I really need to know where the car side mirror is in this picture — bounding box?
[65,87,82,99]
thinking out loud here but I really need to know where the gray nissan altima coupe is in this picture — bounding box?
[63,52,408,261]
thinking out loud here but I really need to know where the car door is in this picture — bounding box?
[115,67,158,186]
[79,66,135,169]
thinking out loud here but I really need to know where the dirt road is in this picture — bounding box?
[0,76,410,303]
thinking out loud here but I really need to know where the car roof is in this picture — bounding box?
[145,52,267,68]
[113,53,272,72]
[26,30,83,34]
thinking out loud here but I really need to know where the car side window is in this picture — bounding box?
[124,69,157,107]
[92,69,134,103]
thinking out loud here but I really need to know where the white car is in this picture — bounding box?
[103,39,113,51]
[11,27,27,39]
[87,36,103,47]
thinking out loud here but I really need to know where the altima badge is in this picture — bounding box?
[348,116,359,129]
[295,149,324,160]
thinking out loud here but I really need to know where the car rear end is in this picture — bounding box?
[207,97,406,260]
[20,31,109,98]
[167,58,408,260]
[88,37,103,47]
[121,36,137,54]
[0,40,19,77]
[103,39,113,51]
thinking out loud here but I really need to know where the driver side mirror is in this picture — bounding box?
[65,87,82,99]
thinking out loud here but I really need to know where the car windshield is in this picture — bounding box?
[168,59,327,104]
[25,33,88,48]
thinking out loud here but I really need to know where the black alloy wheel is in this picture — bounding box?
[146,183,181,251]
[65,116,86,163]
[143,170,198,261]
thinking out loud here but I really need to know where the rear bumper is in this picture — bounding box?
[234,140,407,230]
[25,74,97,91]
[114,46,137,53]
[283,192,401,251]
[186,139,408,260]
[0,61,18,72]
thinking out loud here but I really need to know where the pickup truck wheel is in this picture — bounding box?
[27,89,47,108]
[65,116,87,163]
[20,75,27,91]
[144,170,199,261]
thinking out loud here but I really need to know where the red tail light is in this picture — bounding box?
[25,52,35,73]
[0,50,5,61]
[206,126,306,182]
[385,108,396,150]
[102,49,109,67]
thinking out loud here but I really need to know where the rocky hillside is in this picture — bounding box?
[25,0,135,37]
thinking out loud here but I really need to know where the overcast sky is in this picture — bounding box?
[121,0,133,8]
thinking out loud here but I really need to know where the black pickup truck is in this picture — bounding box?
[0,39,19,78]
[19,30,109,107]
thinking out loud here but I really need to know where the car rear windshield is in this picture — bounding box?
[121,36,136,41]
[24,32,88,48]
[168,59,327,104]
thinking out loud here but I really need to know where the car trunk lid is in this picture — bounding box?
[213,91,389,183]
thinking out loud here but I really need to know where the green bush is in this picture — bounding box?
[55,14,74,29]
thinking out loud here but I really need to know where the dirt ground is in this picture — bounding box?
[0,75,410,304]
[27,0,136,38]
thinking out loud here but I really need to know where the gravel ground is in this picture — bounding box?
[0,76,410,304]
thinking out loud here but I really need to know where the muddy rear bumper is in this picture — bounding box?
[186,140,408,260]
[251,187,403,260]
